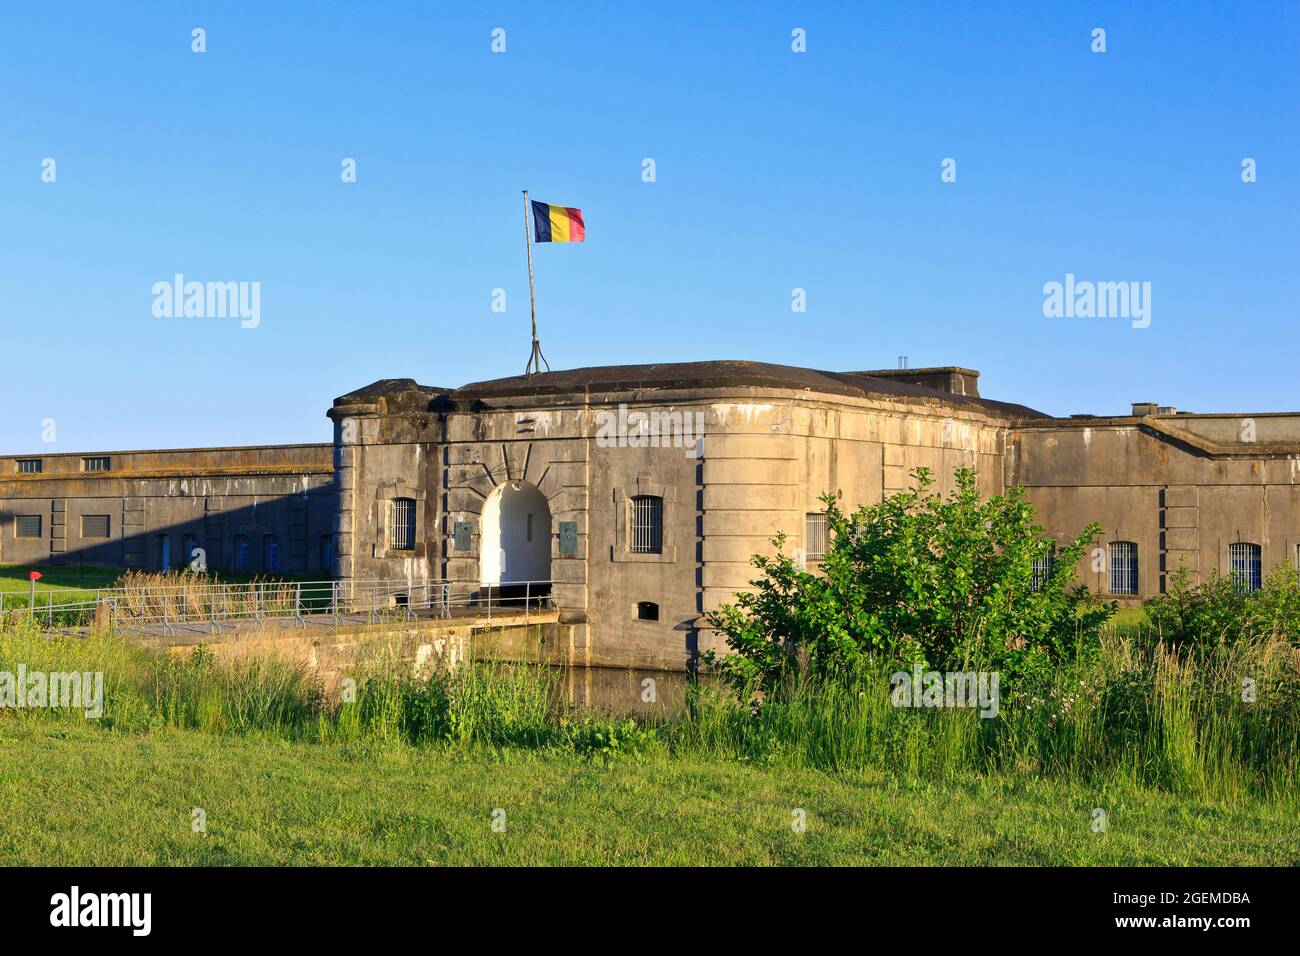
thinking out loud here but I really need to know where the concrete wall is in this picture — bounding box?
[1012,417,1300,601]
[330,381,1017,671]
[0,445,335,574]
[7,365,1299,670]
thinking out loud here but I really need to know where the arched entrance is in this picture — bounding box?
[480,480,551,593]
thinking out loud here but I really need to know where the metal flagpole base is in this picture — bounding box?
[525,336,550,376]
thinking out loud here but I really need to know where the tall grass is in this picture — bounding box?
[671,628,1299,800]
[0,617,1295,800]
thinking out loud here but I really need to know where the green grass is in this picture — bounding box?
[0,721,1294,865]
[0,564,320,594]
[0,618,1294,865]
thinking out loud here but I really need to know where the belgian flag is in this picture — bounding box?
[531,200,585,242]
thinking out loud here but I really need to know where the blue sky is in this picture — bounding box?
[2,1,1296,453]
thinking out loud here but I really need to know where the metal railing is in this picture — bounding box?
[1,578,555,636]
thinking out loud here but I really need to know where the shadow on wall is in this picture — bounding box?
[0,497,337,576]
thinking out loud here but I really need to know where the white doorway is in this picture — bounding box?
[480,480,551,586]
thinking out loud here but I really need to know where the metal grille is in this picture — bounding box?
[1031,546,1054,591]
[1229,542,1261,593]
[233,535,249,571]
[82,514,110,538]
[390,498,415,550]
[805,513,828,562]
[630,495,662,554]
[1109,541,1138,595]
[15,514,42,538]
[17,459,41,474]
[82,456,110,472]
[263,535,280,572]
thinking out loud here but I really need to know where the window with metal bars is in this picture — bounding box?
[233,534,249,571]
[1031,546,1054,591]
[82,515,110,539]
[805,512,828,562]
[15,514,42,538]
[1229,542,1262,593]
[629,495,663,554]
[16,459,42,474]
[390,498,416,550]
[82,456,110,472]
[1109,541,1138,595]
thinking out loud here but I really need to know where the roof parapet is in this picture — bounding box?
[847,366,981,398]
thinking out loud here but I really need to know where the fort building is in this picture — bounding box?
[4,360,1299,669]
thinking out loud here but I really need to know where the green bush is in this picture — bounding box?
[704,467,1114,695]
[1145,562,1300,651]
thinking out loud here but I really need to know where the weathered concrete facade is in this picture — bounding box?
[1012,409,1300,601]
[328,363,1039,670]
[0,445,335,574]
[6,360,1299,671]
[326,362,1300,669]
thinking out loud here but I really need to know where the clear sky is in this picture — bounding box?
[2,1,1296,454]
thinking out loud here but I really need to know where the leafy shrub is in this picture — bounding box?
[704,467,1114,695]
[1145,562,1300,651]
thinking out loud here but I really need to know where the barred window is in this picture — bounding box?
[629,495,663,554]
[1229,542,1262,593]
[805,512,828,562]
[82,515,110,539]
[16,459,42,474]
[1031,545,1055,591]
[15,514,42,538]
[1109,541,1139,595]
[82,456,110,472]
[390,498,416,551]
[263,534,280,573]
[233,534,249,572]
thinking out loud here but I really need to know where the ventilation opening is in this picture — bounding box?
[394,592,409,607]
[636,601,659,622]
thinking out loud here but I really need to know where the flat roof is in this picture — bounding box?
[335,360,1047,418]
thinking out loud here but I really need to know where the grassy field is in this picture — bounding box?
[0,613,1294,866]
[0,564,122,595]
[0,720,1295,866]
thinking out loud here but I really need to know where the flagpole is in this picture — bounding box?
[523,189,549,376]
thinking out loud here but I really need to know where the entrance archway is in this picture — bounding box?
[480,480,551,587]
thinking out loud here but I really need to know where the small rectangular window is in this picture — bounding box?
[630,495,663,554]
[1229,542,1262,593]
[1031,546,1055,591]
[636,601,660,622]
[82,456,110,472]
[233,534,249,572]
[16,459,42,474]
[15,515,42,538]
[81,515,110,539]
[263,534,280,572]
[805,512,828,562]
[390,498,415,550]
[1109,541,1139,596]
[320,534,335,575]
